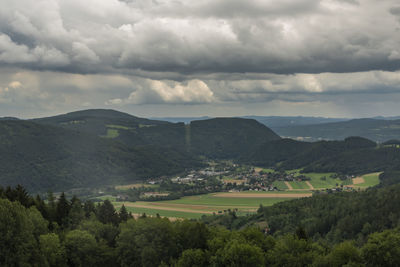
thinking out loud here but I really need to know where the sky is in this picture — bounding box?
[1,0,400,118]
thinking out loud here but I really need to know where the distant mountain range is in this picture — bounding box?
[153,115,400,142]
[274,118,400,142]
[152,115,348,127]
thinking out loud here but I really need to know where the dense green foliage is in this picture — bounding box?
[34,109,169,136]
[2,185,400,266]
[245,136,400,175]
[0,120,202,192]
[34,110,280,159]
[188,118,280,159]
[274,118,400,142]
[243,138,311,166]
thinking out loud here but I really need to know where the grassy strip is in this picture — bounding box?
[272,181,288,190]
[288,181,310,190]
[120,205,204,219]
[162,194,292,207]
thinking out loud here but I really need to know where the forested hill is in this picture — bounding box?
[0,120,202,192]
[33,109,170,136]
[34,109,281,159]
[0,110,281,192]
[244,136,400,175]
[274,118,400,142]
[188,118,281,158]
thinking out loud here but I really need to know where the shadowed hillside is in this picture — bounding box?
[0,120,202,192]
[35,110,281,159]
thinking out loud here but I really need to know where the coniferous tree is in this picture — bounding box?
[47,191,57,222]
[56,192,70,227]
[84,200,96,218]
[34,195,49,221]
[4,185,33,207]
[97,200,119,225]
[119,205,129,222]
[68,197,85,229]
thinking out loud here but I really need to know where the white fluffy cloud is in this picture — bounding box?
[108,79,215,105]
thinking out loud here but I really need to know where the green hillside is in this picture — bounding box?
[245,136,400,175]
[0,120,202,192]
[188,118,281,159]
[33,109,169,137]
[35,110,281,159]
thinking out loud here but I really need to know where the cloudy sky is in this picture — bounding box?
[1,0,400,118]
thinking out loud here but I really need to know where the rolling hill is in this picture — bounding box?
[274,118,400,142]
[0,120,202,192]
[33,109,169,137]
[188,118,281,158]
[34,110,281,159]
[244,136,400,175]
[0,109,282,191]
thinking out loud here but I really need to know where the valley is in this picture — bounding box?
[102,164,381,219]
[1,109,399,266]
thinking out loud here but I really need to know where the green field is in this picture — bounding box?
[272,180,288,190]
[163,193,292,207]
[287,181,310,189]
[355,172,381,188]
[115,205,204,219]
[285,171,380,189]
[103,129,119,138]
[110,192,308,219]
[106,124,133,130]
[305,173,343,189]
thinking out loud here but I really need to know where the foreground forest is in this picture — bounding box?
[2,180,400,267]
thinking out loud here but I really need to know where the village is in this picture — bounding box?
[110,161,361,202]
[151,163,317,193]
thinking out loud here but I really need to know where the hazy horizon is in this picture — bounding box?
[3,107,400,121]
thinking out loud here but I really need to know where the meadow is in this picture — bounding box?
[351,172,381,188]
[111,192,305,219]
[284,171,380,189]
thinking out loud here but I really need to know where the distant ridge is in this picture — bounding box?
[274,118,400,142]
[0,117,19,121]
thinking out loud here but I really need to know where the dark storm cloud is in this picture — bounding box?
[1,0,400,76]
[2,0,400,118]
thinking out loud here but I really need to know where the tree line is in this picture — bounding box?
[1,185,400,266]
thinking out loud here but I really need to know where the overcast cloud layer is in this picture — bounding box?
[1,0,400,118]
